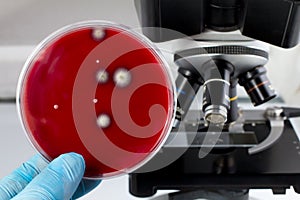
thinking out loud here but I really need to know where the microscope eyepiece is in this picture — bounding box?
[239,66,276,106]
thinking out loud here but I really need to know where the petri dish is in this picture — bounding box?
[17,21,176,179]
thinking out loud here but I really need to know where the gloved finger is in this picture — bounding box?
[72,179,101,199]
[12,152,85,200]
[0,154,48,200]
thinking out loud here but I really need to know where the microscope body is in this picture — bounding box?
[129,0,300,198]
[134,0,300,126]
[135,0,300,48]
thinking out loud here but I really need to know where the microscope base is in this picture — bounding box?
[129,120,300,198]
[155,189,250,200]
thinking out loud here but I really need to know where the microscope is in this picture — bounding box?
[16,0,300,199]
[129,0,300,199]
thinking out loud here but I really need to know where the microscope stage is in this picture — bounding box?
[129,119,300,197]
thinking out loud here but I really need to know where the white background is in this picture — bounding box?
[1,1,300,199]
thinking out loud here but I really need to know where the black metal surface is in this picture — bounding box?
[282,107,300,118]
[190,131,258,146]
[242,0,300,48]
[207,0,243,31]
[134,0,206,42]
[163,189,250,200]
[134,0,300,48]
[129,119,300,197]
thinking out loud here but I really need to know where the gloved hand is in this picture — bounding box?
[0,153,101,200]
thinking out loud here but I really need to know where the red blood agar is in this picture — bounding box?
[17,22,175,178]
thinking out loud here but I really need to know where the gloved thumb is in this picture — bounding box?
[12,153,85,200]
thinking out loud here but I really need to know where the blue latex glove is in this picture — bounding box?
[0,153,101,200]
